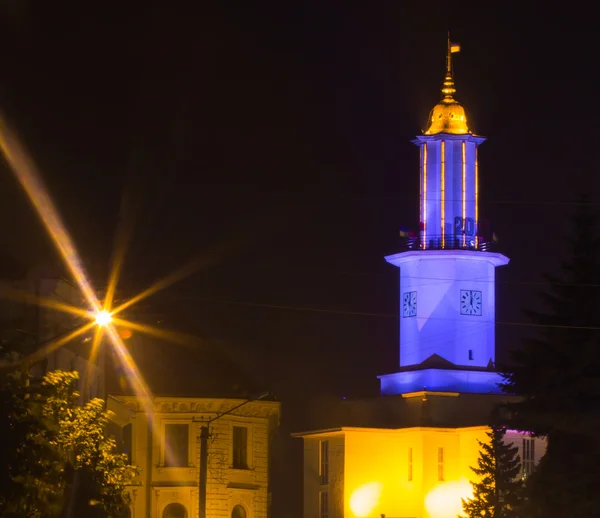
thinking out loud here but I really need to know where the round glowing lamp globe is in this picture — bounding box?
[95,310,112,327]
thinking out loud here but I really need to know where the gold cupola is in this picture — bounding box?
[424,35,470,135]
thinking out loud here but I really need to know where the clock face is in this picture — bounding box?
[403,291,417,318]
[460,290,482,316]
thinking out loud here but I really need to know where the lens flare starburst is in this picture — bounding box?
[0,113,233,467]
[0,108,247,470]
[94,310,113,327]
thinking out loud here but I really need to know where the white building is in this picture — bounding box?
[108,395,281,518]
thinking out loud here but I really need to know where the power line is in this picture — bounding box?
[192,187,600,207]
[176,295,600,331]
[175,263,600,289]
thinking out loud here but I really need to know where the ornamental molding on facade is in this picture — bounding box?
[117,396,279,420]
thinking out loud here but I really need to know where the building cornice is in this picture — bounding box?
[112,395,280,420]
[385,249,509,268]
[411,133,487,145]
[292,424,490,438]
[401,390,460,399]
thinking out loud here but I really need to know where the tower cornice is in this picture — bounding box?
[385,250,509,268]
[411,134,486,146]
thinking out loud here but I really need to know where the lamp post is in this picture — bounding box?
[193,391,270,518]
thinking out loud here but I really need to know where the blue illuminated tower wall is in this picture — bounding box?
[390,250,506,369]
[416,134,483,251]
[378,44,509,396]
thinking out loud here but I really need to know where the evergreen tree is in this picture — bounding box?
[462,426,522,518]
[501,200,600,517]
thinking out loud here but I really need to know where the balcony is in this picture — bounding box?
[403,234,495,252]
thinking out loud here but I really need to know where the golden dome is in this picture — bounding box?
[423,36,470,135]
[424,97,470,135]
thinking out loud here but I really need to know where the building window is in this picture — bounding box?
[164,424,189,467]
[319,440,329,484]
[123,423,132,464]
[468,349,474,360]
[231,505,246,518]
[232,426,248,469]
[437,447,444,481]
[408,447,413,481]
[163,502,187,518]
[319,491,328,518]
[522,437,535,478]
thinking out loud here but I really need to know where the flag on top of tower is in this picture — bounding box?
[450,42,461,53]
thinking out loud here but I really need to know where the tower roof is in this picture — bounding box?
[423,34,470,135]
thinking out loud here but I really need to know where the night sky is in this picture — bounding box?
[0,3,598,514]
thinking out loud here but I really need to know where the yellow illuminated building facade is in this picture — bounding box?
[108,395,280,518]
[295,38,546,518]
[296,419,545,518]
[295,392,546,518]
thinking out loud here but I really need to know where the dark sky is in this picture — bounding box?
[0,3,598,513]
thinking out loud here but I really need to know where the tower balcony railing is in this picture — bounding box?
[403,234,495,252]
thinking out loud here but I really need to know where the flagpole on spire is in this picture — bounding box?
[446,31,452,76]
[441,33,461,101]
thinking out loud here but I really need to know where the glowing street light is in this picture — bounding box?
[94,310,112,327]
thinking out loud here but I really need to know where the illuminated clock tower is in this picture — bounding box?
[378,39,509,395]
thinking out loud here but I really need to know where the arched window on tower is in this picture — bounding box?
[232,504,247,518]
[163,503,187,518]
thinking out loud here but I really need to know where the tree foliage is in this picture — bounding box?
[462,426,522,518]
[1,368,138,518]
[501,200,600,517]
[0,356,64,518]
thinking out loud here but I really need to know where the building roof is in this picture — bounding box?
[293,390,520,433]
[292,424,490,438]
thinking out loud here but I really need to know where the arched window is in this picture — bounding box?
[232,505,247,518]
[163,503,187,518]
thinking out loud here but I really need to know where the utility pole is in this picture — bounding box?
[198,425,209,518]
[194,392,270,518]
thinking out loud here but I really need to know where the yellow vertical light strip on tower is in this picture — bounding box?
[423,143,427,249]
[462,141,466,247]
[475,146,479,248]
[440,140,445,248]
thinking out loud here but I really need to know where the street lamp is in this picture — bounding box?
[193,391,270,518]
[94,309,112,327]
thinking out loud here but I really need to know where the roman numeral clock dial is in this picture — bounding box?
[403,291,417,318]
[460,290,482,316]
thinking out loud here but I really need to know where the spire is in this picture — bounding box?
[441,32,460,102]
[423,33,469,135]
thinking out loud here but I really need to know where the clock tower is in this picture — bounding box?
[378,38,509,395]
